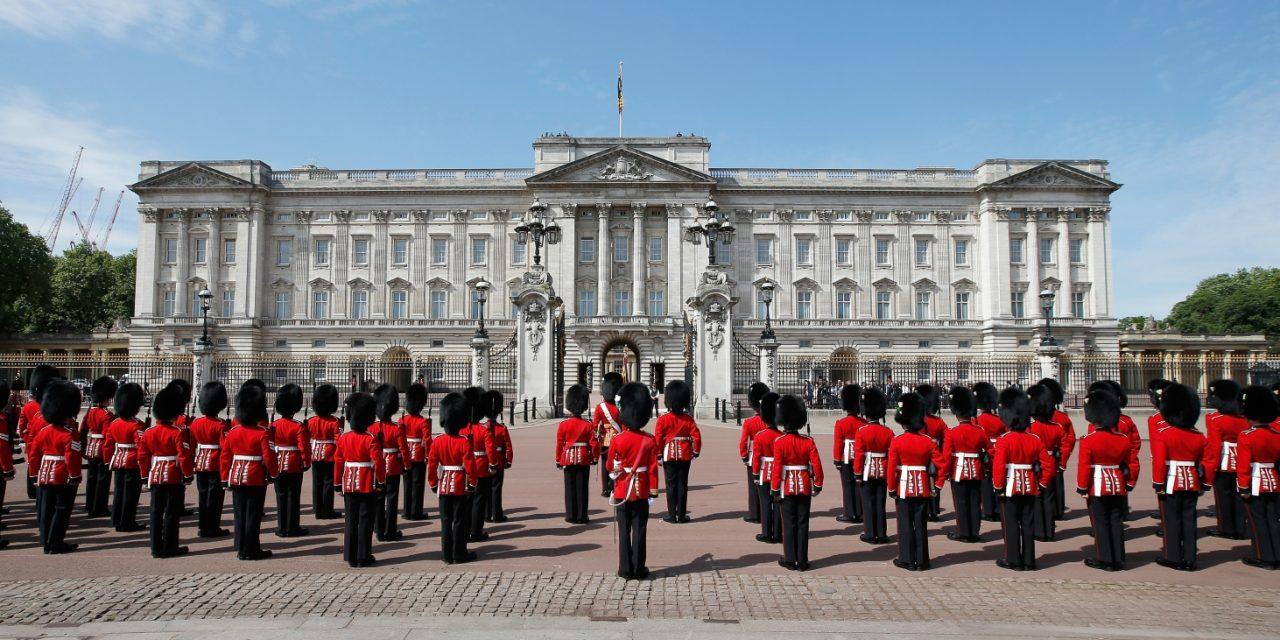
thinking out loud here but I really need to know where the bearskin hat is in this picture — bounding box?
[915,384,940,415]
[664,379,692,414]
[241,378,267,394]
[482,389,504,421]
[999,387,1031,432]
[1084,389,1121,430]
[861,387,887,422]
[760,391,781,428]
[601,372,624,403]
[39,379,81,425]
[1158,383,1201,429]
[198,381,228,418]
[312,384,339,417]
[747,382,770,411]
[1206,379,1242,416]
[1147,378,1172,405]
[565,384,590,417]
[234,384,268,427]
[463,386,484,422]
[894,392,926,432]
[151,383,186,423]
[777,394,808,432]
[840,384,862,415]
[28,364,62,402]
[1037,377,1065,406]
[167,378,193,406]
[1089,380,1130,411]
[113,382,145,420]
[345,392,377,433]
[405,383,429,416]
[1027,384,1057,424]
[374,384,399,422]
[617,381,653,431]
[949,385,976,420]
[1240,385,1280,425]
[274,384,304,418]
[437,392,468,435]
[973,382,999,413]
[90,376,119,405]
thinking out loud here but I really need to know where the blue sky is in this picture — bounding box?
[0,0,1276,317]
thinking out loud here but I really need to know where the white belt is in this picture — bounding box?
[1092,464,1120,495]
[1006,463,1033,495]
[1166,460,1197,493]
[88,434,104,439]
[670,437,693,441]
[569,443,589,447]
[152,456,177,462]
[115,444,136,449]
[383,448,400,454]
[407,438,423,443]
[842,439,855,463]
[1221,442,1237,468]
[43,455,65,461]
[438,465,465,472]
[197,444,220,450]
[1251,462,1277,496]
[862,452,886,481]
[233,455,262,462]
[313,439,334,445]
[782,465,808,471]
[345,461,374,468]
[952,452,980,481]
[760,456,774,463]
[900,465,927,471]
[275,446,299,451]
[897,465,928,496]
[473,450,487,456]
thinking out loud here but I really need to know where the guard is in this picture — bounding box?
[942,385,988,542]
[1234,385,1280,569]
[973,382,1006,521]
[80,376,118,518]
[428,392,477,564]
[655,379,701,523]
[1028,384,1064,541]
[915,384,947,522]
[556,384,599,524]
[307,384,344,520]
[461,386,494,541]
[1205,379,1250,539]
[190,381,230,538]
[335,392,385,568]
[993,387,1056,571]
[271,384,311,537]
[484,390,513,523]
[595,372,624,497]
[770,394,822,570]
[606,382,660,580]
[370,384,408,542]
[30,380,82,554]
[221,384,278,561]
[137,384,194,558]
[751,392,783,543]
[887,392,944,571]
[739,382,770,523]
[1077,388,1137,571]
[400,382,432,522]
[854,387,893,544]
[105,382,147,532]
[832,384,865,523]
[1039,378,1075,519]
[1151,383,1209,571]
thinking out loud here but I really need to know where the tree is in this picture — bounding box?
[0,206,53,333]
[37,243,136,333]
[1166,268,1280,339]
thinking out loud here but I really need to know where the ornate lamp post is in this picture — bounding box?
[197,288,214,346]
[760,281,776,341]
[513,198,562,269]
[474,279,491,339]
[1039,288,1057,347]
[683,199,735,267]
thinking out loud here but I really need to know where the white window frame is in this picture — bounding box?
[313,238,331,266]
[390,290,408,319]
[352,238,370,266]
[1069,238,1085,264]
[836,290,852,319]
[351,289,369,319]
[612,235,630,263]
[1009,237,1024,264]
[875,291,891,320]
[875,238,891,266]
[470,238,488,266]
[429,290,446,319]
[391,238,409,266]
[431,238,448,265]
[579,237,595,263]
[755,237,772,265]
[1039,237,1054,264]
[221,289,235,317]
[796,237,813,265]
[954,291,971,320]
[1011,291,1026,318]
[274,291,290,319]
[275,238,292,266]
[161,289,176,317]
[954,239,969,266]
[795,290,813,319]
[613,290,630,316]
[577,289,596,317]
[163,238,178,264]
[648,236,663,263]
[192,237,207,264]
[511,238,527,265]
[915,291,931,320]
[835,238,852,265]
[914,238,930,266]
[311,290,330,319]
[647,289,664,317]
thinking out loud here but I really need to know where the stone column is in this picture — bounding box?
[371,210,389,318]
[333,210,351,317]
[192,341,215,391]
[596,204,610,315]
[206,208,222,300]
[555,203,577,314]
[1037,343,1065,381]
[688,268,736,418]
[759,334,778,389]
[1056,209,1073,317]
[293,211,312,320]
[412,210,429,317]
[894,210,912,318]
[471,335,491,388]
[631,203,645,316]
[450,210,467,318]
[1026,209,1042,315]
[665,204,685,315]
[1087,207,1109,318]
[175,209,191,316]
[134,206,160,319]
[816,210,834,318]
[857,210,874,318]
[512,268,556,416]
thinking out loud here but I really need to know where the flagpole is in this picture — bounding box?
[617,61,624,137]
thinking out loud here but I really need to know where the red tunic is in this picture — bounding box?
[770,432,823,496]
[555,416,600,466]
[924,415,948,450]
[1089,414,1142,458]
[593,402,622,449]
[1151,426,1210,492]
[1055,409,1077,464]
[18,399,44,452]
[739,414,766,463]
[103,417,145,470]
[887,431,945,498]
[490,421,514,468]
[1076,428,1138,496]
[460,422,496,479]
[399,414,432,463]
[832,415,867,465]
[1236,425,1280,495]
[1205,412,1251,478]
[138,422,194,486]
[975,412,1007,451]
[79,406,114,460]
[369,419,409,477]
[30,421,82,485]
[655,412,701,462]
[1147,412,1168,449]
[334,430,386,494]
[940,420,991,482]
[853,422,894,480]
[427,433,474,496]
[606,429,660,502]
[219,424,277,486]
[188,416,230,473]
[1030,419,1066,471]
[993,431,1056,496]
[751,428,783,484]
[270,417,312,474]
[306,415,343,462]
[0,414,14,475]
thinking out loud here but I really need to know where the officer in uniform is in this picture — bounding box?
[854,387,893,544]
[1076,388,1137,571]
[1151,383,1209,571]
[832,384,865,523]
[993,387,1056,571]
[1028,384,1064,541]
[595,373,624,497]
[400,383,432,522]
[941,385,989,542]
[105,383,147,533]
[1204,379,1250,540]
[80,376,118,518]
[770,394,822,571]
[887,392,944,571]
[221,384,277,561]
[1038,378,1075,519]
[739,382,770,523]
[605,382,660,580]
[751,392,783,543]
[190,382,230,538]
[1234,385,1280,569]
[655,379,700,524]
[307,384,344,520]
[335,392,385,568]
[555,384,599,524]
[428,392,477,564]
[30,380,82,554]
[483,390,513,523]
[137,384,194,558]
[370,384,408,542]
[973,382,1005,522]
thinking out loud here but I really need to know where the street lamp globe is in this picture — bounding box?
[760,281,775,304]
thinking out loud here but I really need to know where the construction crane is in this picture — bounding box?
[96,190,124,250]
[83,186,104,240]
[43,146,84,251]
[70,209,93,247]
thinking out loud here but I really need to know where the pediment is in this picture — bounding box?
[308,277,334,290]
[981,162,1119,192]
[792,276,820,289]
[751,276,778,288]
[832,277,859,290]
[347,277,373,290]
[270,277,294,290]
[526,146,715,186]
[872,277,898,290]
[131,162,255,190]
[386,277,412,289]
[951,277,976,288]
[424,277,451,288]
[912,277,938,290]
[1040,276,1062,290]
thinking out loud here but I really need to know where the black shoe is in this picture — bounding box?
[916,562,930,571]
[49,543,79,554]
[1155,558,1181,570]
[492,515,508,523]
[662,516,678,524]
[850,517,863,524]
[778,559,797,570]
[200,528,231,538]
[927,516,940,523]
[617,570,633,580]
[119,524,148,533]
[858,534,875,543]
[743,517,760,523]
[892,558,914,571]
[460,551,477,563]
[291,527,310,537]
[158,546,190,559]
[835,515,852,523]
[1155,529,1164,538]
[1180,562,1198,572]
[1241,557,1270,569]
[946,532,964,541]
[875,536,892,544]
[796,562,811,571]
[996,559,1020,571]
[634,567,650,580]
[384,531,403,542]
[1084,558,1106,570]
[678,515,691,523]
[756,534,772,543]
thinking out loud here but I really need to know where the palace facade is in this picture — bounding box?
[129,134,1121,383]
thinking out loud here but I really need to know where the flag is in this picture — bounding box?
[617,62,624,113]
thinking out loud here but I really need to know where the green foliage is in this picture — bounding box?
[1166,268,1280,338]
[0,207,53,332]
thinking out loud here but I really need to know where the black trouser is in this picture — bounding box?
[375,475,401,540]
[84,459,110,516]
[860,479,888,540]
[1087,495,1126,566]
[600,447,613,495]
[149,484,183,556]
[1161,491,1199,565]
[896,497,930,567]
[343,492,377,566]
[1034,480,1058,539]
[26,474,36,499]
[0,474,6,525]
[1246,494,1280,565]
[111,468,142,530]
[757,481,781,540]
[195,471,225,536]
[404,462,427,520]
[468,476,492,539]
[927,466,942,520]
[274,472,304,535]
[563,466,590,522]
[781,494,812,566]
[1001,495,1037,568]
[981,470,1001,520]
[615,499,649,577]
[745,465,760,520]
[663,461,691,520]
[838,464,860,520]
[438,493,470,563]
[487,466,506,521]
[231,485,267,558]
[311,462,338,518]
[1053,465,1067,519]
[38,484,74,552]
[1213,473,1248,538]
[951,480,982,539]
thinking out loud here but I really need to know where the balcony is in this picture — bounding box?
[268,168,534,187]
[710,168,978,187]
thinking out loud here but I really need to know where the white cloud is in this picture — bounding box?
[0,0,254,57]
[0,88,154,255]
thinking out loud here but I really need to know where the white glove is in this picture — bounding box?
[647,497,656,507]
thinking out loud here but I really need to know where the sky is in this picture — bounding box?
[0,0,1276,318]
